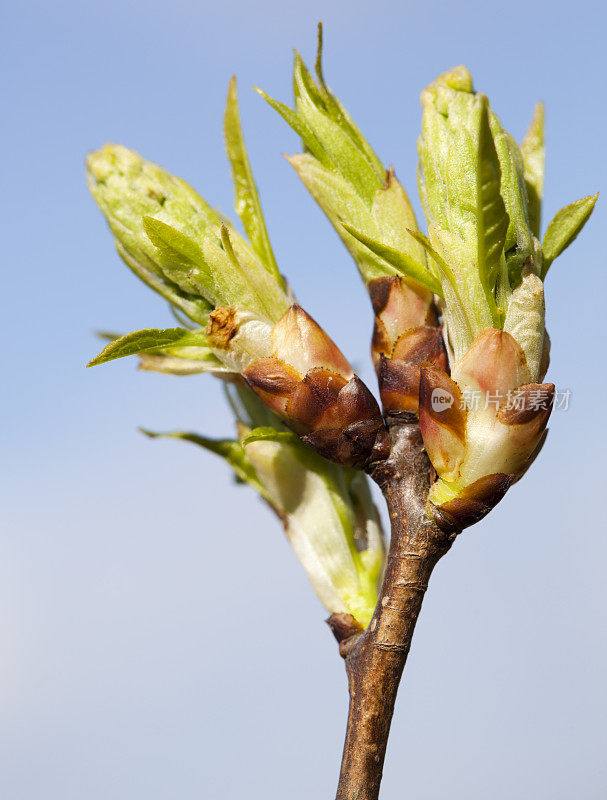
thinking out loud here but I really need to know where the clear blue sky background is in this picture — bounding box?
[3,1,606,798]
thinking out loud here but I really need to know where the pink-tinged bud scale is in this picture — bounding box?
[369,276,447,415]
[244,306,387,468]
[422,328,556,530]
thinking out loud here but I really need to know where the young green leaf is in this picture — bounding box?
[293,57,381,204]
[406,225,475,354]
[224,77,282,286]
[541,193,598,277]
[520,102,545,238]
[286,153,387,282]
[340,224,443,296]
[87,328,209,367]
[371,170,427,259]
[241,426,302,446]
[406,229,453,280]
[313,23,384,181]
[143,217,217,301]
[115,240,212,325]
[475,96,509,301]
[293,51,328,115]
[489,112,535,275]
[254,87,327,163]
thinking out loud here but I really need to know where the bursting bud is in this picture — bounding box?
[242,305,386,468]
[258,23,446,415]
[87,82,387,468]
[414,66,596,529]
[145,382,385,626]
[87,144,290,328]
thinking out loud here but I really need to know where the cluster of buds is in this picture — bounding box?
[260,33,596,529]
[87,76,386,625]
[88,27,597,561]
[87,80,387,469]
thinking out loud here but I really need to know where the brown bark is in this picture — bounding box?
[332,413,458,800]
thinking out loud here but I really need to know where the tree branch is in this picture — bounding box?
[331,413,458,800]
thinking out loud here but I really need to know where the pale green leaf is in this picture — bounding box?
[371,172,427,261]
[224,77,282,286]
[142,217,217,302]
[313,22,384,181]
[241,426,302,446]
[520,103,545,238]
[293,51,328,116]
[287,153,390,283]
[406,229,452,278]
[503,272,545,382]
[418,77,504,340]
[489,113,535,276]
[144,217,286,321]
[293,58,381,204]
[475,97,509,301]
[340,224,443,296]
[541,193,598,277]
[254,87,328,163]
[214,226,289,321]
[115,240,212,325]
[87,327,209,367]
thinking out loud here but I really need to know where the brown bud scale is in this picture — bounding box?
[431,473,512,532]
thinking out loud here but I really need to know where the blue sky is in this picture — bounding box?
[2,1,606,798]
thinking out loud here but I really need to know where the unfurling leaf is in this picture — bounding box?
[87,143,290,327]
[520,102,545,237]
[138,352,229,376]
[142,216,215,299]
[292,54,381,203]
[254,87,326,162]
[405,229,452,278]
[475,97,509,310]
[313,23,384,180]
[489,112,535,279]
[224,77,282,286]
[139,391,385,626]
[87,327,209,367]
[242,433,384,624]
[115,239,211,325]
[541,193,598,277]
[285,153,387,282]
[241,426,301,446]
[340,224,443,296]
